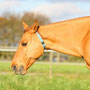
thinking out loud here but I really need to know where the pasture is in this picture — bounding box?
[0,62,90,90]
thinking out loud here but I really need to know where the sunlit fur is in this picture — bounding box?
[12,16,90,74]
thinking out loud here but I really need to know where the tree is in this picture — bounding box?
[21,12,50,25]
[0,12,50,46]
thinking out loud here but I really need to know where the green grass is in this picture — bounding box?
[0,62,90,74]
[0,75,90,90]
[0,62,90,90]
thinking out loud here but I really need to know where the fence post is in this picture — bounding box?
[57,52,60,62]
[49,51,53,78]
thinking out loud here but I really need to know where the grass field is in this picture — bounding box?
[0,62,90,90]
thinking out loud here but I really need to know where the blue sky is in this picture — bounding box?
[0,0,90,22]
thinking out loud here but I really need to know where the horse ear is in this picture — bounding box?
[32,20,39,33]
[22,21,29,32]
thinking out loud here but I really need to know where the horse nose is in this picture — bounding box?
[12,65,17,72]
[19,65,24,73]
[12,65,25,75]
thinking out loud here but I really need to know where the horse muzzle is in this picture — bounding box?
[12,65,26,75]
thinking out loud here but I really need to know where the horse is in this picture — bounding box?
[12,16,90,75]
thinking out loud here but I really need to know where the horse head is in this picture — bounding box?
[11,21,45,75]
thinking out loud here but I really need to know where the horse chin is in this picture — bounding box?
[20,70,27,75]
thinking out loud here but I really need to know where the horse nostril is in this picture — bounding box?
[12,65,17,71]
[19,65,24,73]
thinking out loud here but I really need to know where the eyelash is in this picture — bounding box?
[22,42,27,46]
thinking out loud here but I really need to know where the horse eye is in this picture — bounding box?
[22,42,27,46]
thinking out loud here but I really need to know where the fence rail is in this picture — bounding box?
[0,46,84,78]
[0,46,60,78]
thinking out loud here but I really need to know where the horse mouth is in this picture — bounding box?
[12,65,27,75]
[12,58,37,75]
[15,70,27,75]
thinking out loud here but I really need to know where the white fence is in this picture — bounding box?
[0,46,61,78]
[0,46,60,62]
[0,46,84,78]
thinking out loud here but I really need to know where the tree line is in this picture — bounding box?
[0,12,50,46]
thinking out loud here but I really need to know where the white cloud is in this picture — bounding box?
[0,0,20,9]
[33,3,82,18]
[32,2,90,22]
[48,0,90,2]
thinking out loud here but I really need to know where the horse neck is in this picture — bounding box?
[38,25,59,49]
[38,24,83,57]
